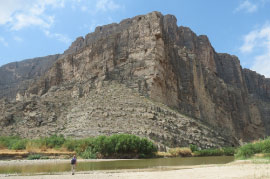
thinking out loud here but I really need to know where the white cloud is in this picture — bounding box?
[13,36,23,42]
[96,0,121,12]
[0,37,8,47]
[235,0,258,13]
[252,52,270,77]
[11,14,55,30]
[81,6,88,12]
[235,0,270,13]
[44,30,72,44]
[0,0,64,30]
[240,23,270,77]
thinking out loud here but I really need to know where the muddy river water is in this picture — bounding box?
[0,156,234,175]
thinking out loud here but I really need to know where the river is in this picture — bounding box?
[0,156,234,175]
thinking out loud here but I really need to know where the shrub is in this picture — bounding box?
[44,134,65,148]
[194,148,224,156]
[80,147,96,159]
[63,139,79,151]
[75,134,157,159]
[235,143,255,159]
[0,134,157,159]
[26,140,44,152]
[252,142,264,153]
[75,138,94,154]
[27,154,41,160]
[189,144,198,152]
[235,138,270,159]
[11,139,28,150]
[0,136,22,149]
[40,156,49,159]
[262,139,270,153]
[222,147,235,156]
[169,147,192,157]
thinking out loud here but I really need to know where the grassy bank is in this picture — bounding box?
[193,147,235,156]
[156,145,235,158]
[0,134,157,159]
[235,138,270,159]
[4,134,270,160]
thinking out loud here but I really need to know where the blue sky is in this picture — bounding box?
[0,0,270,77]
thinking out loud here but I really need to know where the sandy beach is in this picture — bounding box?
[0,160,270,179]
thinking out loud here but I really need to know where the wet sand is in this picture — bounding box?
[0,160,270,179]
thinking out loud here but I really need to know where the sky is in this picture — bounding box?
[0,0,270,77]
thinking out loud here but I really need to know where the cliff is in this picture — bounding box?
[0,12,269,148]
[0,55,59,100]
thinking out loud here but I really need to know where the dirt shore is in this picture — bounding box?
[0,160,270,179]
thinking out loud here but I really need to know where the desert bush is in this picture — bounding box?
[27,154,41,160]
[194,148,224,156]
[169,147,192,157]
[26,140,46,152]
[235,138,270,159]
[80,147,96,159]
[235,143,254,159]
[262,139,270,153]
[63,138,79,151]
[0,134,157,159]
[222,147,235,156]
[189,144,198,152]
[0,136,22,149]
[10,139,28,150]
[40,156,49,159]
[44,134,65,148]
[75,134,157,158]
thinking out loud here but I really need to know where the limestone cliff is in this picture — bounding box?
[0,55,59,99]
[0,11,269,148]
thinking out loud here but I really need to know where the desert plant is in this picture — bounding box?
[44,134,65,148]
[222,147,235,156]
[235,138,270,159]
[80,147,96,159]
[169,147,192,157]
[189,144,198,152]
[63,138,79,151]
[27,154,41,160]
[194,148,224,156]
[11,139,28,150]
[0,136,22,149]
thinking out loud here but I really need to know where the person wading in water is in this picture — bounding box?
[71,155,77,175]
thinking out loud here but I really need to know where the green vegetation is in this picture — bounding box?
[27,154,41,160]
[0,136,28,150]
[4,134,270,160]
[27,154,48,160]
[0,134,157,159]
[194,147,235,157]
[189,144,198,152]
[69,134,158,159]
[235,138,270,159]
[168,147,192,157]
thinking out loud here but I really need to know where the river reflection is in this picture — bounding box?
[0,156,234,175]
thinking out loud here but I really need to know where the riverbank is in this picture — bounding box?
[0,160,270,179]
[0,158,133,166]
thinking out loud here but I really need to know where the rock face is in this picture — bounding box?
[0,55,59,99]
[0,11,269,148]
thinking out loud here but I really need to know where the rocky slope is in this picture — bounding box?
[0,11,269,148]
